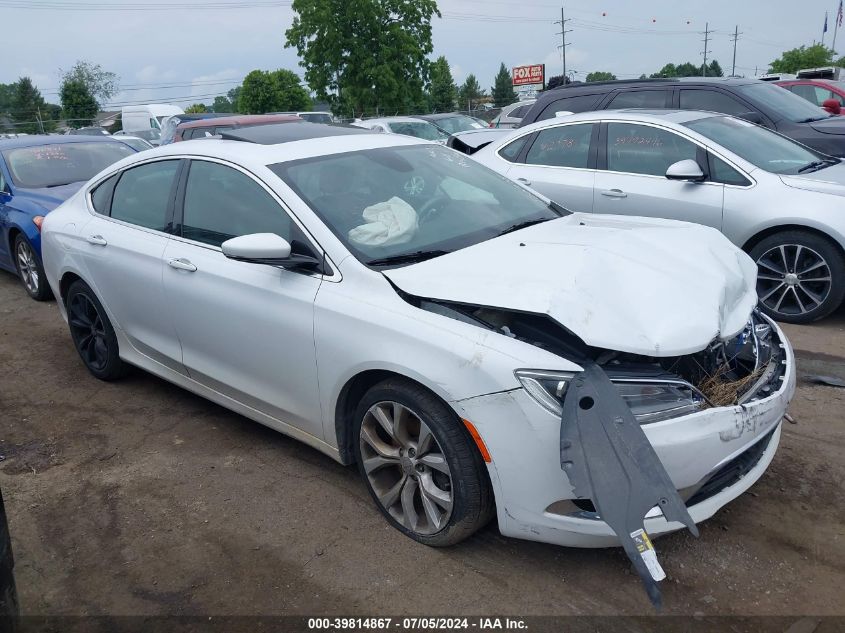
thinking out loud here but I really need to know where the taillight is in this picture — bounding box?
[32,216,44,232]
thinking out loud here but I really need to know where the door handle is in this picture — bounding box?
[600,189,627,198]
[86,234,107,246]
[517,177,532,186]
[168,258,197,272]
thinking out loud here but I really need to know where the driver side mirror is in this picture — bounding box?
[665,159,706,182]
[222,233,291,262]
[822,98,842,115]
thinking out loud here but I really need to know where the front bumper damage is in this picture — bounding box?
[453,316,795,607]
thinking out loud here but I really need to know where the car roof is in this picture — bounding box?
[515,108,721,133]
[0,135,128,150]
[176,114,301,129]
[219,121,369,144]
[359,117,435,125]
[415,112,468,120]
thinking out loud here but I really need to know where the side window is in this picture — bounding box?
[510,105,530,118]
[110,160,179,230]
[709,154,751,186]
[813,86,838,104]
[498,135,530,162]
[182,161,293,248]
[90,173,118,215]
[525,124,594,168]
[606,123,698,176]
[606,90,669,109]
[679,89,752,116]
[537,94,602,121]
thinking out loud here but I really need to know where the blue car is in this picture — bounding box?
[0,136,135,300]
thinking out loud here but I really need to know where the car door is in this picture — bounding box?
[162,158,324,437]
[79,158,185,372]
[592,121,725,229]
[503,122,597,213]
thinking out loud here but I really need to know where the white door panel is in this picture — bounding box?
[506,164,595,213]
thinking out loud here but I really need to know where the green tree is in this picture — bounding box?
[60,78,98,128]
[285,0,440,117]
[60,60,119,108]
[545,74,569,89]
[650,63,677,78]
[271,69,311,111]
[706,60,724,77]
[459,74,485,111]
[238,69,312,114]
[212,95,233,113]
[429,55,456,112]
[227,86,242,113]
[0,83,14,116]
[184,103,208,113]
[10,77,50,134]
[491,62,516,106]
[585,71,617,82]
[770,44,834,73]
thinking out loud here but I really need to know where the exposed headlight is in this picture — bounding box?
[515,370,705,423]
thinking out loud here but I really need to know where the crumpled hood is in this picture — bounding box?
[383,214,758,357]
[17,182,85,212]
[779,161,845,197]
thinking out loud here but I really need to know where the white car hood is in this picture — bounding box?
[383,213,758,357]
[779,162,845,197]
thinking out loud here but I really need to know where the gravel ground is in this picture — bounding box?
[1,270,844,618]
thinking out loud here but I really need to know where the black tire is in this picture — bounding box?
[13,234,52,301]
[749,230,845,324]
[66,280,128,381]
[353,378,494,547]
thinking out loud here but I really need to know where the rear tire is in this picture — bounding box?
[353,378,494,547]
[66,280,128,381]
[13,234,52,301]
[749,230,845,324]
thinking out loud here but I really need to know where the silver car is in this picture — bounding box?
[472,109,845,323]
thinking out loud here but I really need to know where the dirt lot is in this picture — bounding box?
[1,270,844,618]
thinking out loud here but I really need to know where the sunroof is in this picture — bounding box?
[219,121,369,144]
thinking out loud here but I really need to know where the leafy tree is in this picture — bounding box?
[60,60,118,108]
[184,103,208,113]
[0,83,14,115]
[227,86,242,113]
[271,69,311,111]
[285,0,440,117]
[10,77,51,134]
[585,71,617,82]
[60,79,98,128]
[491,62,516,107]
[212,95,233,113]
[429,56,456,112]
[650,61,723,78]
[238,69,311,114]
[650,63,677,78]
[770,44,835,73]
[706,60,723,77]
[458,74,485,111]
[545,74,569,90]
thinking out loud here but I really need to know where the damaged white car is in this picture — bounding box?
[41,123,795,605]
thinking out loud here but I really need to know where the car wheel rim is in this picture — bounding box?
[756,244,832,316]
[359,401,453,535]
[68,294,109,371]
[15,241,39,294]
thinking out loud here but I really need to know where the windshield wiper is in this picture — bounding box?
[496,217,553,237]
[797,159,834,173]
[366,249,450,267]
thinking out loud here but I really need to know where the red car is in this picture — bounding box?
[775,79,845,115]
[172,113,301,142]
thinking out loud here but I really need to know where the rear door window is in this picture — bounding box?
[606,123,698,176]
[606,89,670,109]
[536,94,602,121]
[110,160,180,230]
[679,89,753,117]
[498,135,530,162]
[525,124,595,168]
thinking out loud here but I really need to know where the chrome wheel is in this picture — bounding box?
[359,401,453,535]
[15,240,39,295]
[68,293,109,372]
[756,244,832,317]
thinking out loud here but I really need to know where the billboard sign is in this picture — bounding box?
[512,64,545,87]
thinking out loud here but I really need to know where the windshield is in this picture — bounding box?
[270,144,560,266]
[431,115,486,134]
[2,142,135,188]
[684,115,832,175]
[388,121,448,141]
[736,82,833,123]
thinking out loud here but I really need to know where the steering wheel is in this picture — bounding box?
[416,193,450,224]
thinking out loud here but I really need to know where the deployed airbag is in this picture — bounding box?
[348,196,418,247]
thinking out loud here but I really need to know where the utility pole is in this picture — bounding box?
[730,25,743,77]
[701,22,712,77]
[555,6,572,81]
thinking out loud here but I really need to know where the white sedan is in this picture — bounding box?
[352,116,449,143]
[41,123,794,603]
[471,109,845,323]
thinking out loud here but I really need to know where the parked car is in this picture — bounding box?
[0,136,136,299]
[41,122,793,603]
[171,114,301,142]
[469,109,845,323]
[159,113,233,145]
[112,135,154,152]
[775,79,845,115]
[489,99,536,128]
[113,129,161,147]
[0,487,17,624]
[519,78,845,157]
[351,117,448,143]
[272,111,334,124]
[412,112,487,135]
[65,127,110,136]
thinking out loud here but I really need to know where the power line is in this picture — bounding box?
[555,6,573,79]
[730,25,744,76]
[701,22,713,76]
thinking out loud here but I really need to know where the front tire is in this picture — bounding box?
[13,234,51,301]
[749,230,845,324]
[353,378,494,547]
[66,280,128,381]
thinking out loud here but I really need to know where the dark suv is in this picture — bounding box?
[520,78,845,157]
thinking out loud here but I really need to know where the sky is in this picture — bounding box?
[2,0,841,110]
